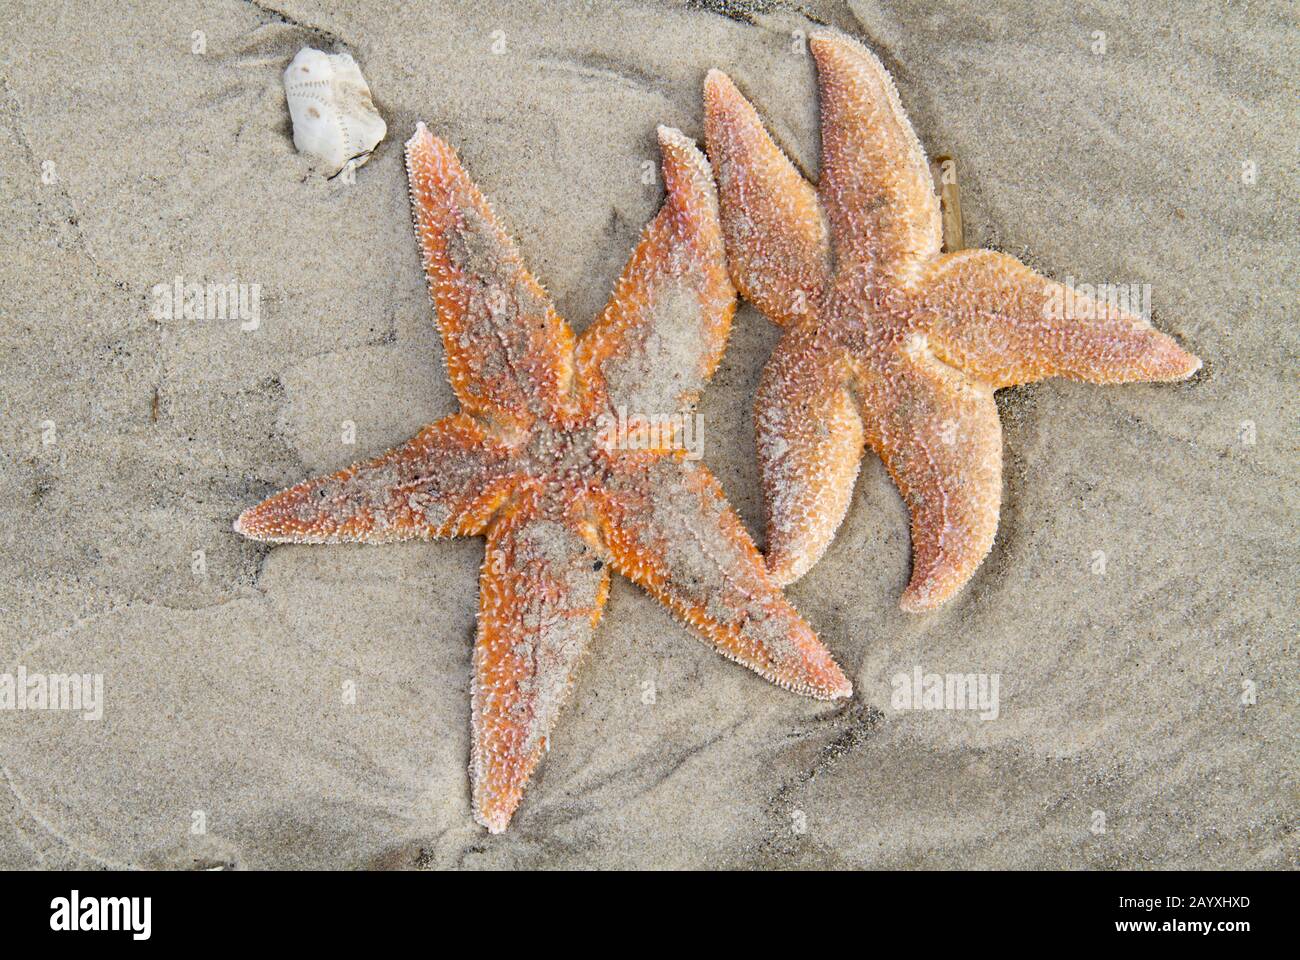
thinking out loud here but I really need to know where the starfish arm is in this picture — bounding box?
[857,350,1003,612]
[576,126,736,418]
[756,328,865,585]
[471,493,610,833]
[912,249,1202,388]
[809,31,941,285]
[405,124,578,426]
[233,413,519,543]
[593,457,852,699]
[702,70,831,326]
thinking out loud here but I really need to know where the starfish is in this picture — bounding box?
[703,30,1201,612]
[235,122,851,833]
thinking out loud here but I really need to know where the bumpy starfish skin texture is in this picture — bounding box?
[704,30,1201,612]
[235,123,851,833]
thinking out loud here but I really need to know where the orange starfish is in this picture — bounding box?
[703,30,1200,612]
[235,123,851,833]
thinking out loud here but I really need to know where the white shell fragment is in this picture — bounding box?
[283,48,386,177]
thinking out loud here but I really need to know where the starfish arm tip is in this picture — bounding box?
[898,562,980,613]
[703,67,732,95]
[702,69,750,121]
[706,71,752,121]
[808,28,870,59]
[1094,326,1204,384]
[807,30,852,65]
[404,121,431,151]
[764,558,794,587]
[1174,349,1203,379]
[776,640,853,700]
[764,551,806,588]
[232,507,262,540]
[655,124,698,164]
[898,591,937,614]
[473,807,511,835]
[656,124,713,184]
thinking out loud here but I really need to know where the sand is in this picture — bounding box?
[0,0,1294,869]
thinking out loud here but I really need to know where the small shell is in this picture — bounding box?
[283,48,387,177]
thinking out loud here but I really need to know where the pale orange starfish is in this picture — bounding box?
[235,123,851,833]
[704,30,1201,612]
